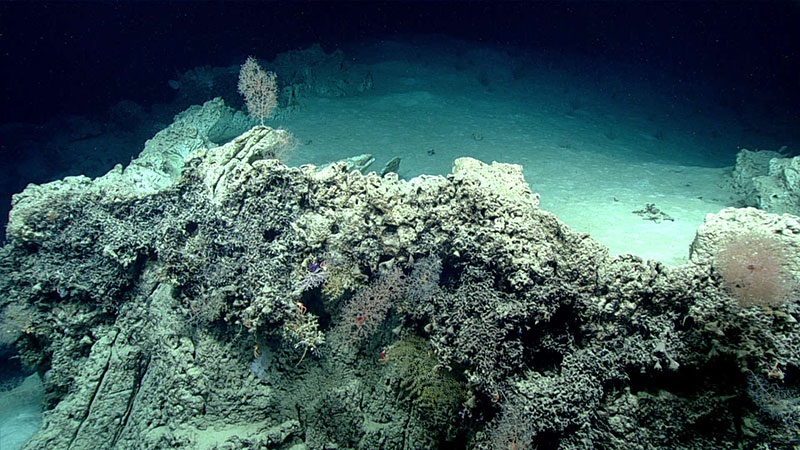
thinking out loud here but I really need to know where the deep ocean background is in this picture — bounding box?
[2,2,798,125]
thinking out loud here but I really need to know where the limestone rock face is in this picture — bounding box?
[690,206,800,279]
[755,156,800,215]
[2,121,799,449]
[730,148,800,215]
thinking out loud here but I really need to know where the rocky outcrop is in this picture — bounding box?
[1,123,799,449]
[730,148,800,215]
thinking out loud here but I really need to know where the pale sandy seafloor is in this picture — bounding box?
[283,40,791,266]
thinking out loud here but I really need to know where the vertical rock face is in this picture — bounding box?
[730,148,800,216]
[690,206,800,275]
[1,120,799,449]
[755,156,800,215]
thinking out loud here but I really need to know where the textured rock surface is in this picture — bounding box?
[1,123,799,449]
[730,148,800,215]
[690,206,800,275]
[755,155,800,215]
